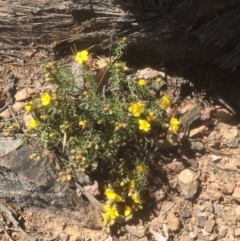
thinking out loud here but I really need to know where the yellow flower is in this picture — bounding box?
[169,117,180,133]
[156,77,162,83]
[124,206,132,217]
[129,180,135,189]
[138,119,151,132]
[138,79,146,86]
[136,165,147,173]
[102,212,110,225]
[79,120,87,130]
[75,50,89,64]
[28,118,38,128]
[29,153,40,161]
[132,193,141,203]
[103,205,119,220]
[146,112,155,122]
[128,102,144,117]
[41,92,51,106]
[105,188,122,202]
[115,195,122,202]
[160,95,171,110]
[25,101,33,112]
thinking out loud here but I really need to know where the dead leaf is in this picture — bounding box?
[71,62,84,88]
[125,225,145,238]
[96,57,111,69]
[136,67,160,79]
[149,227,167,241]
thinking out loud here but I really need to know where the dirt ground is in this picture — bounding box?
[1,49,240,241]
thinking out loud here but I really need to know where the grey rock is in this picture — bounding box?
[196,213,208,228]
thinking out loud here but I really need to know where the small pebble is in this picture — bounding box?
[196,213,208,228]
[204,219,215,233]
[180,210,191,218]
[222,183,234,195]
[178,169,199,199]
[210,191,222,201]
[167,213,181,231]
[232,187,240,201]
[235,228,240,237]
[235,206,240,221]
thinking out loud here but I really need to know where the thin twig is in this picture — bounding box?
[0,100,12,112]
[42,234,60,241]
[213,202,233,229]
[161,202,175,215]
[0,220,14,241]
[0,202,37,241]
[209,162,240,174]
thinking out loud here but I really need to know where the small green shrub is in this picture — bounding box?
[23,38,180,230]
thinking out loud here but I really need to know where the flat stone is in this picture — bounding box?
[235,206,240,221]
[196,213,208,228]
[204,219,215,233]
[230,158,240,169]
[0,145,88,212]
[232,187,240,201]
[215,108,233,122]
[222,184,234,195]
[0,108,11,119]
[209,234,218,241]
[210,191,222,201]
[218,225,228,238]
[167,213,181,231]
[235,228,240,237]
[180,210,191,218]
[189,232,198,239]
[166,162,185,173]
[178,169,199,199]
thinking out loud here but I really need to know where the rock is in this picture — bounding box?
[204,219,215,233]
[14,88,35,101]
[12,101,26,112]
[211,154,219,162]
[189,125,208,137]
[180,210,191,218]
[215,108,233,122]
[218,225,228,237]
[200,107,213,121]
[189,232,198,239]
[166,162,185,173]
[0,145,92,218]
[136,67,160,79]
[210,192,222,201]
[235,228,240,237]
[177,169,198,199]
[196,213,208,228]
[201,229,211,236]
[167,213,181,231]
[190,141,204,151]
[209,234,218,241]
[0,108,11,119]
[185,158,198,168]
[222,183,234,195]
[229,158,240,169]
[235,206,240,221]
[232,187,240,201]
